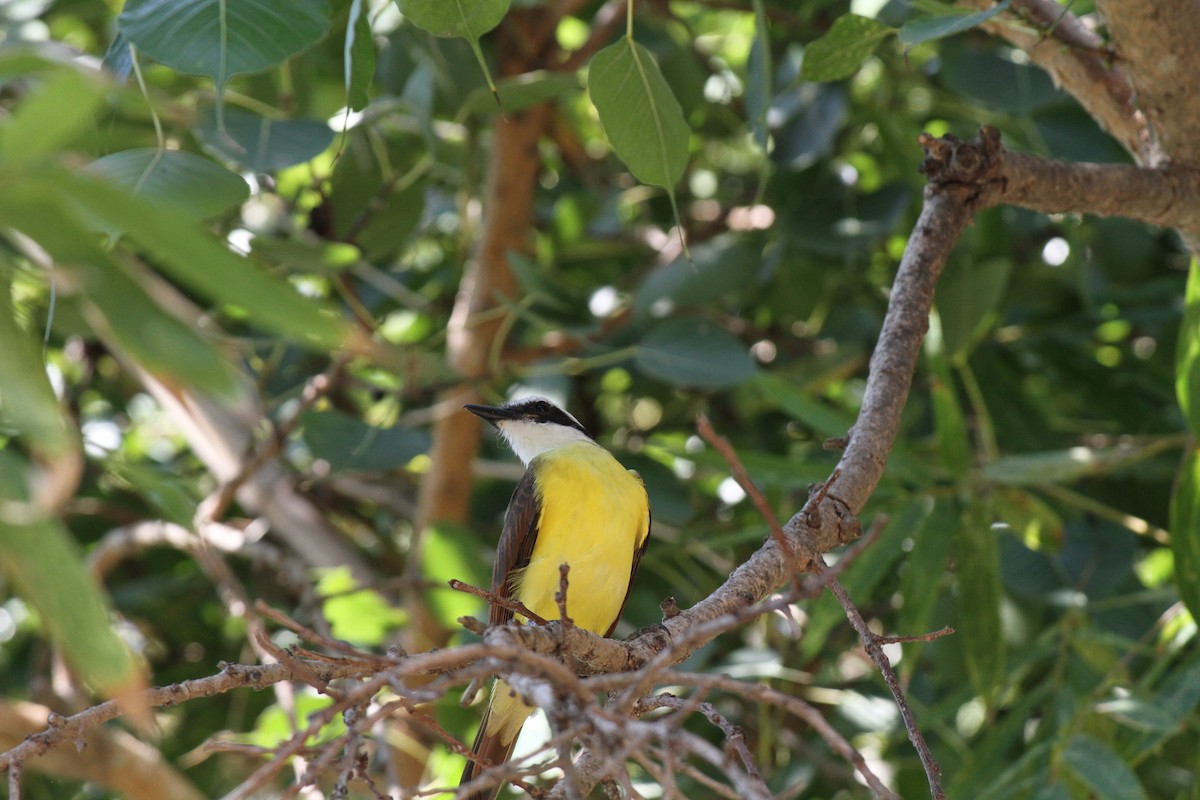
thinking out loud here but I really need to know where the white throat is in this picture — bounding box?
[496,418,593,465]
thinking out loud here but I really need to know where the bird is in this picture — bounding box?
[459,396,651,800]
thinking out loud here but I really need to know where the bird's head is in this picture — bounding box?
[465,397,594,465]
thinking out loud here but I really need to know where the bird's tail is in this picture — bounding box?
[459,682,531,800]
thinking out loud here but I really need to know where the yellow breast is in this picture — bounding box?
[514,441,650,634]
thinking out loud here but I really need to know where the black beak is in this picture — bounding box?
[464,404,514,428]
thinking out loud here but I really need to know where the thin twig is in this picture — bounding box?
[818,568,944,800]
[449,578,550,625]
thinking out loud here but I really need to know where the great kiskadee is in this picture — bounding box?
[460,397,651,800]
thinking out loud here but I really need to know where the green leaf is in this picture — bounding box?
[800,14,895,82]
[957,501,1004,698]
[398,0,509,38]
[301,410,430,472]
[345,0,375,112]
[0,177,244,396]
[194,107,335,172]
[117,0,332,87]
[0,67,106,162]
[755,373,856,438]
[935,256,1013,363]
[931,373,971,475]
[1169,446,1200,621]
[422,523,489,630]
[397,0,510,97]
[247,692,344,748]
[1128,648,1200,757]
[803,498,930,660]
[87,149,248,221]
[1061,734,1148,800]
[633,318,756,389]
[461,70,579,117]
[588,38,690,190]
[1176,257,1200,435]
[983,444,1153,486]
[899,0,1010,47]
[897,497,954,676]
[0,516,142,698]
[746,0,772,152]
[316,566,407,646]
[0,277,78,457]
[632,234,763,318]
[56,171,350,350]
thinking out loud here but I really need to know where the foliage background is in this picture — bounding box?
[0,0,1196,798]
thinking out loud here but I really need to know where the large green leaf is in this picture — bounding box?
[0,278,77,456]
[398,0,508,39]
[1061,734,1148,800]
[56,170,350,349]
[0,67,106,162]
[194,107,334,172]
[301,410,430,472]
[87,149,248,221]
[1176,257,1200,435]
[935,256,1013,363]
[117,0,332,86]
[800,14,894,83]
[588,37,690,190]
[0,512,143,699]
[396,0,509,97]
[1169,446,1200,621]
[632,235,763,318]
[957,501,1004,698]
[0,177,244,396]
[897,497,954,677]
[633,318,756,388]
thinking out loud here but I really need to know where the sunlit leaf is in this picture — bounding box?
[316,567,407,646]
[800,15,894,83]
[588,37,690,190]
[423,523,489,630]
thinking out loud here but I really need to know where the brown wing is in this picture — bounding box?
[604,479,651,638]
[489,468,541,627]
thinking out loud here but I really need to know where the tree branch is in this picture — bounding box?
[963,0,1146,161]
[1095,0,1200,165]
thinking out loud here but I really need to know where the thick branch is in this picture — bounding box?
[992,152,1200,236]
[0,700,205,800]
[1096,0,1200,165]
[965,0,1144,161]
